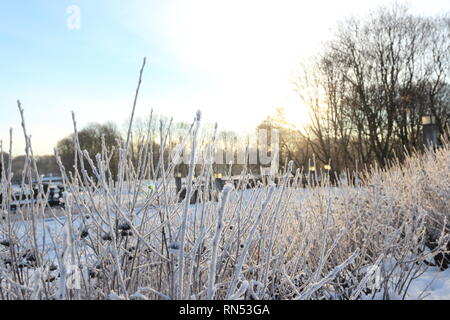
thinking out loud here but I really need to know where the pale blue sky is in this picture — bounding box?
[0,0,448,155]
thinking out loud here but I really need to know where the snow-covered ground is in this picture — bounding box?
[397,267,450,300]
[358,266,450,300]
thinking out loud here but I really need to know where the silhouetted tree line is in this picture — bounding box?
[1,152,59,184]
[294,4,449,174]
[56,122,122,181]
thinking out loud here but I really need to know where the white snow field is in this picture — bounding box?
[396,267,450,300]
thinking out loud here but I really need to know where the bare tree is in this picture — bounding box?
[295,4,450,169]
[56,122,122,179]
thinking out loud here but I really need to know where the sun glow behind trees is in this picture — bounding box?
[0,0,449,156]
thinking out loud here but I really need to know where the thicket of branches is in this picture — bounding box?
[0,96,449,299]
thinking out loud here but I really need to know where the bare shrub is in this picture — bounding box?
[0,67,449,300]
